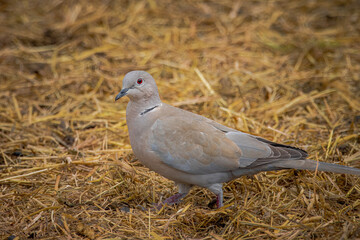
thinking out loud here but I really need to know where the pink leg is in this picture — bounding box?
[163,193,187,205]
[216,193,223,208]
[154,183,192,210]
[155,193,187,209]
[207,184,223,209]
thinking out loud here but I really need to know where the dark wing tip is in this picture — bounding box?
[255,137,308,159]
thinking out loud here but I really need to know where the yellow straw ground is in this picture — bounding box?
[0,0,359,239]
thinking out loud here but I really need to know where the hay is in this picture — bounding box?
[1,0,359,239]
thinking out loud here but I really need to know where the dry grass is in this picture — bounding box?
[1,0,360,239]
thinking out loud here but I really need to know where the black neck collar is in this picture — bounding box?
[140,105,159,116]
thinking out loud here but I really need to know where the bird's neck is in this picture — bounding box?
[125,99,163,145]
[126,98,162,119]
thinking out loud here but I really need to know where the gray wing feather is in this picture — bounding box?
[225,132,272,167]
[150,109,309,174]
[150,118,241,175]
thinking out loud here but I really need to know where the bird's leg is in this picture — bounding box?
[208,183,224,209]
[162,192,187,205]
[154,193,186,210]
[155,183,192,209]
[216,191,223,208]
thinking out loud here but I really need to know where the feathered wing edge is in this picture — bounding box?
[231,136,360,176]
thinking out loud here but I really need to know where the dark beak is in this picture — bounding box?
[115,88,129,101]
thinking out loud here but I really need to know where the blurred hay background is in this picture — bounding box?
[1,0,360,239]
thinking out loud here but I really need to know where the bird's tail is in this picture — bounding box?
[274,159,360,176]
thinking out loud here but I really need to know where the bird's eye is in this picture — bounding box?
[137,78,143,85]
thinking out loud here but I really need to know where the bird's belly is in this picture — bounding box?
[131,139,232,186]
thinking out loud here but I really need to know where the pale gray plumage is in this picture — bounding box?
[115,70,360,208]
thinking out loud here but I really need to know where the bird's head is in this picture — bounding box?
[115,71,161,103]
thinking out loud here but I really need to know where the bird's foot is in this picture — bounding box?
[154,193,187,210]
[163,192,187,205]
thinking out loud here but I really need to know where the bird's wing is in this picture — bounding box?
[149,116,240,174]
[208,119,308,166]
[149,115,279,174]
[225,131,308,167]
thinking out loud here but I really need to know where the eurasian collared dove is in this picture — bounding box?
[115,70,360,208]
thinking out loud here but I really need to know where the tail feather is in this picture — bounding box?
[275,159,360,176]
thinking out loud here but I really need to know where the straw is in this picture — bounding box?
[1,0,359,239]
